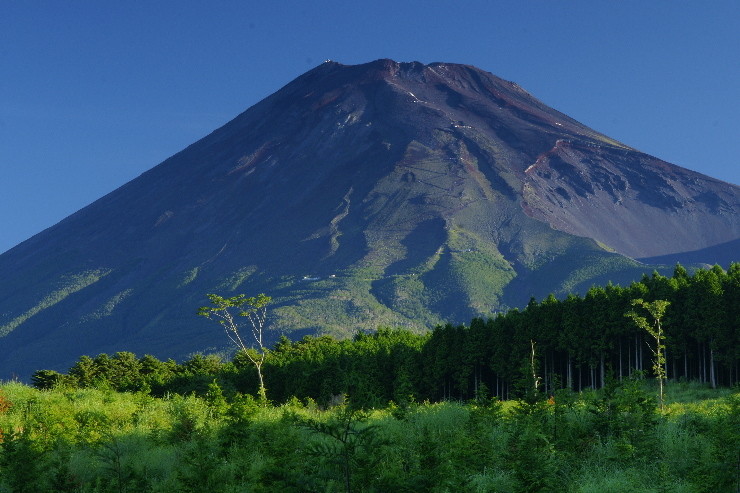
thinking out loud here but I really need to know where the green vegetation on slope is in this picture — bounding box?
[0,269,111,337]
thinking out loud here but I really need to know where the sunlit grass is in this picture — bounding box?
[0,380,738,491]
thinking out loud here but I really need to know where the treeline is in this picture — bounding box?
[31,330,428,407]
[33,263,740,405]
[421,262,740,401]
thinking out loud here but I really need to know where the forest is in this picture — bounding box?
[2,262,740,492]
[31,263,740,404]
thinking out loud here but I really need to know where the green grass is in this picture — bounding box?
[0,269,112,337]
[1,379,738,492]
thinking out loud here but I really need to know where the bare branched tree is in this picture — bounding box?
[197,293,272,402]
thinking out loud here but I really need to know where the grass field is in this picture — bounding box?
[0,378,738,492]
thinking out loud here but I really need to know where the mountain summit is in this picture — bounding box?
[2,59,739,379]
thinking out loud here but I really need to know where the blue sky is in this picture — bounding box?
[1,1,738,254]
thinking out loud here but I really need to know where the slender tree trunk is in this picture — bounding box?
[560,356,564,390]
[551,352,556,390]
[657,320,665,412]
[567,354,573,390]
[256,364,267,402]
[543,351,548,395]
[635,334,639,372]
[342,424,352,493]
[600,354,605,388]
[710,343,716,389]
[619,339,623,382]
[698,343,702,383]
[658,367,664,412]
[684,351,688,381]
[664,346,668,381]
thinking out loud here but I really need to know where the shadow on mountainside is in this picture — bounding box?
[636,237,740,268]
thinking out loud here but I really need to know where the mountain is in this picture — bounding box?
[2,59,739,380]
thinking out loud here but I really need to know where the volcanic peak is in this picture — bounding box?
[2,58,740,381]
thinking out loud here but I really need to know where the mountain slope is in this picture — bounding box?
[1,59,739,379]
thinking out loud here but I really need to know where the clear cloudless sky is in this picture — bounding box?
[1,1,738,254]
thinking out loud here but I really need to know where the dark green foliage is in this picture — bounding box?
[94,435,135,493]
[295,403,388,493]
[247,410,308,491]
[503,400,565,493]
[175,434,223,493]
[30,370,71,390]
[0,428,46,493]
[588,372,659,458]
[167,395,209,444]
[508,423,560,493]
[409,425,460,492]
[699,394,740,492]
[204,379,229,417]
[47,455,82,493]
